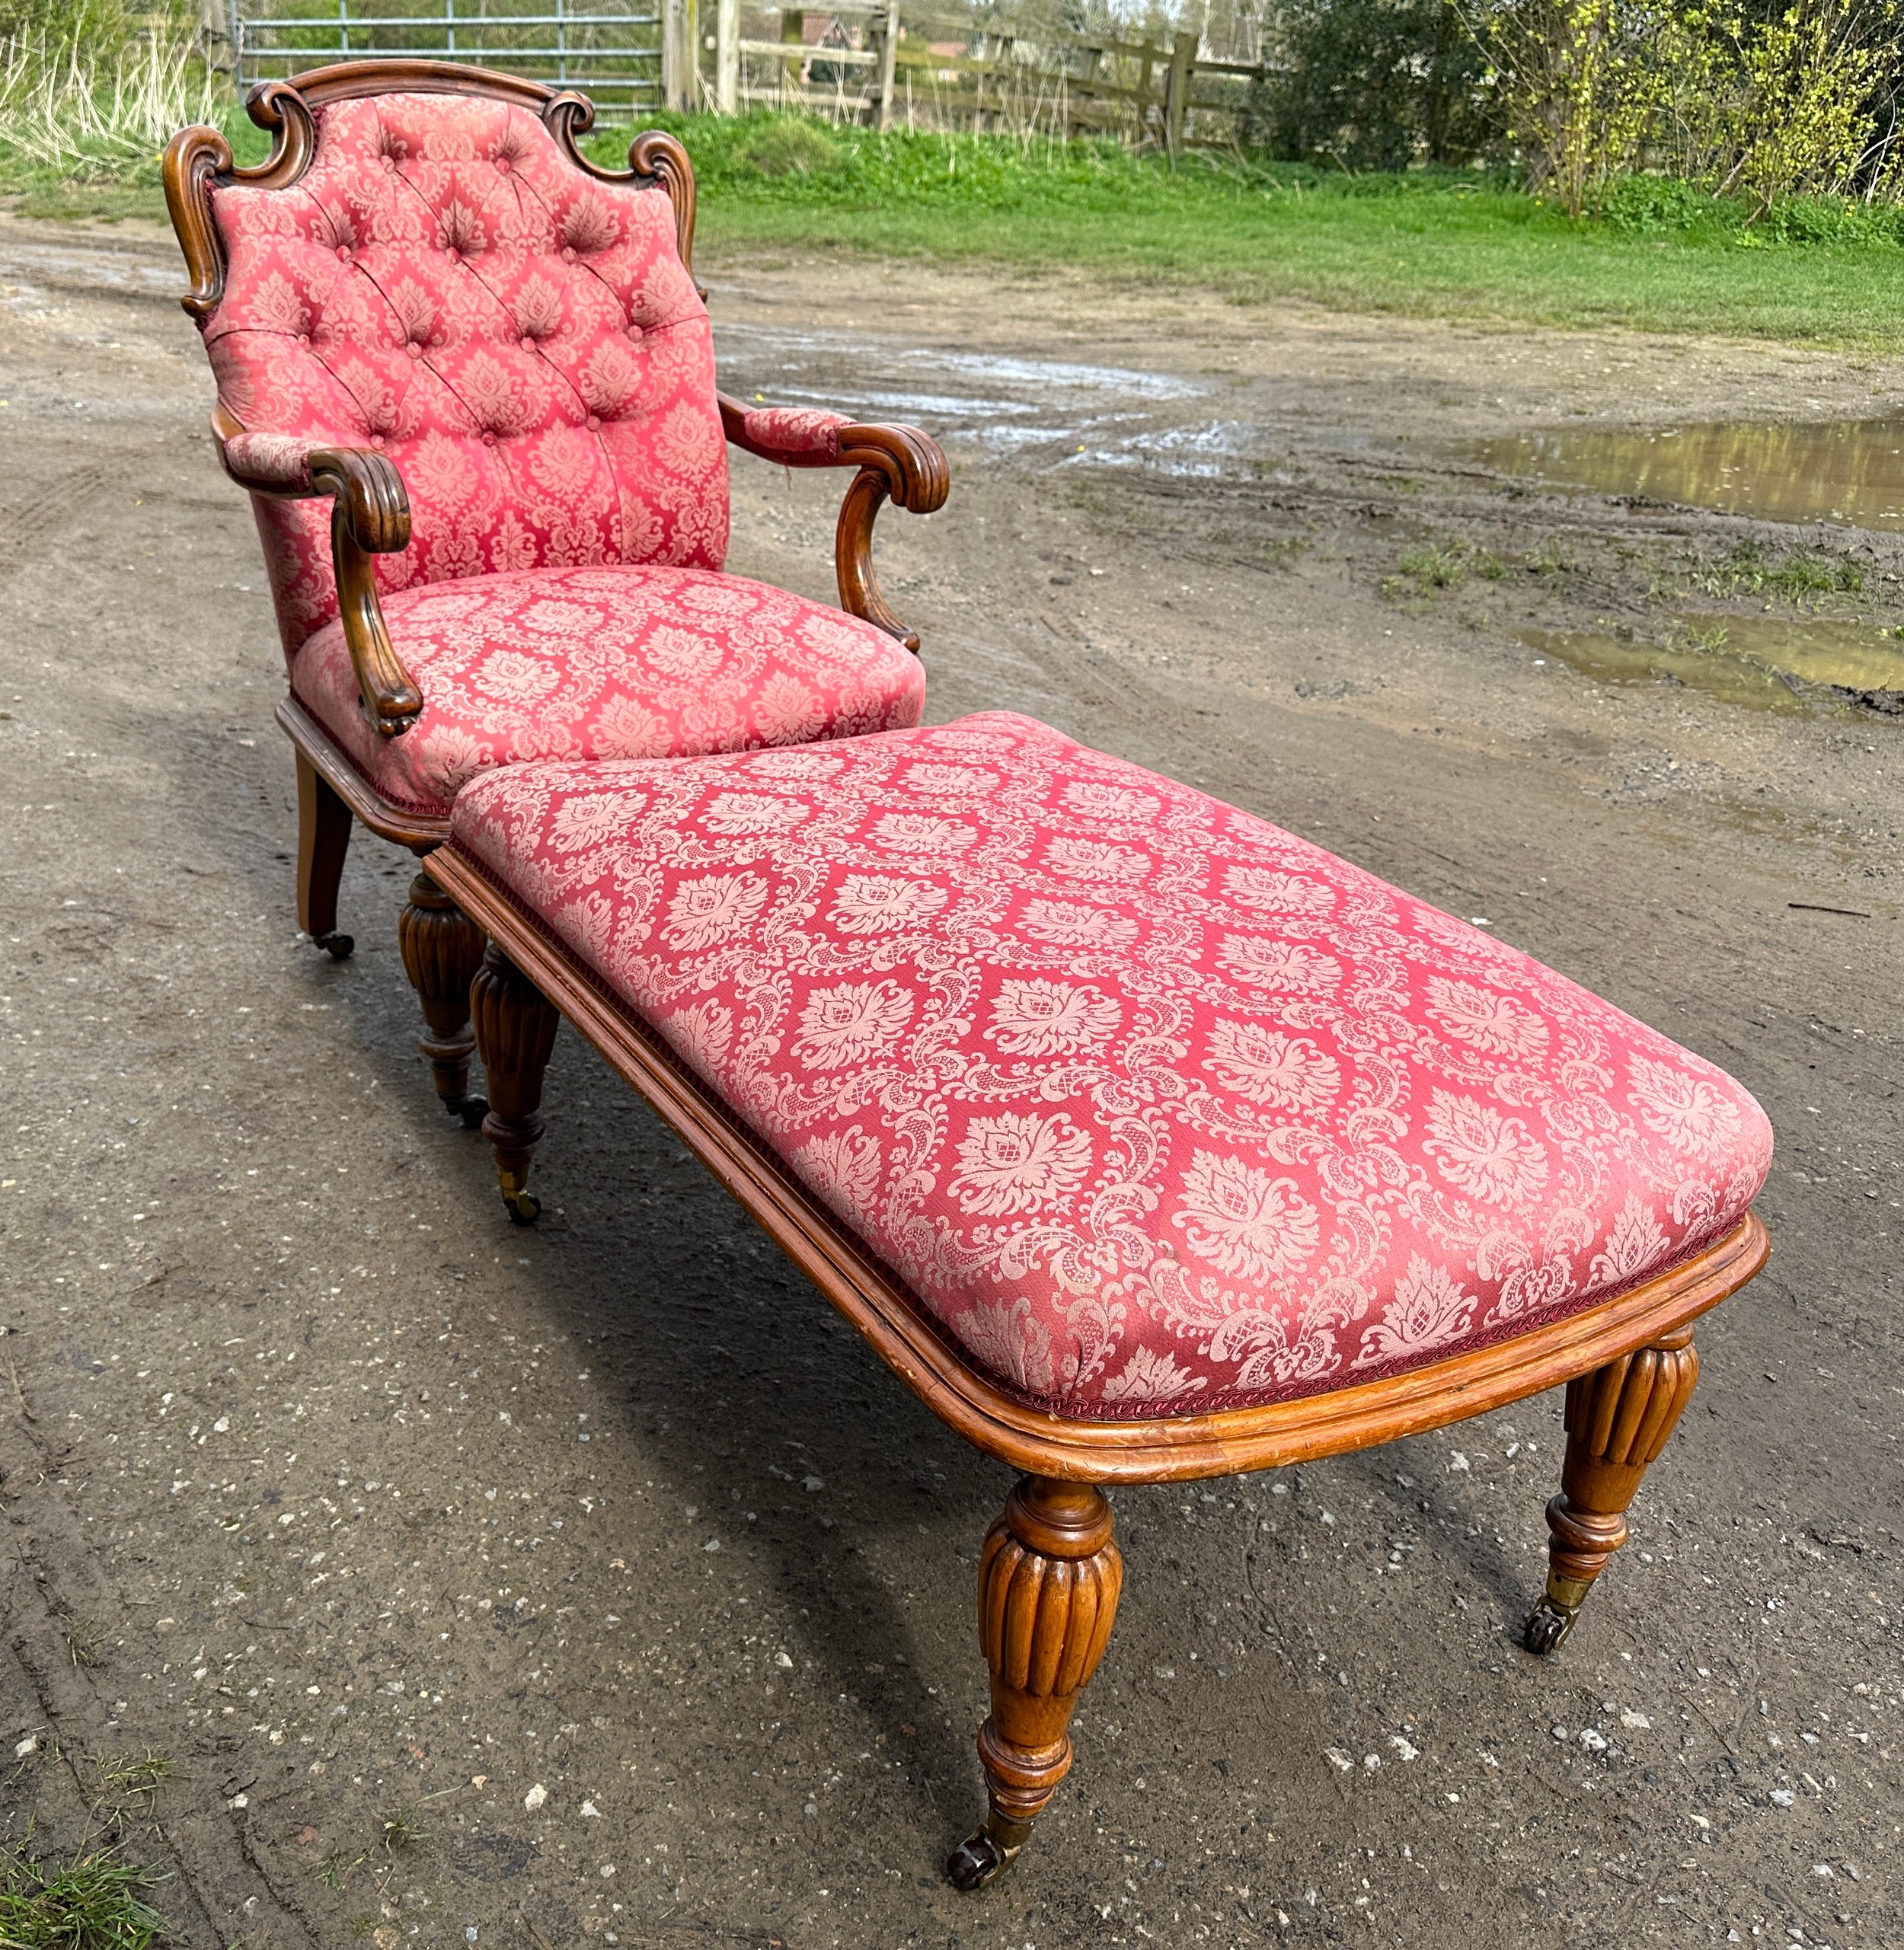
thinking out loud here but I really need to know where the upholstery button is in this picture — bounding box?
[520,334,536,350]
[371,433,385,448]
[497,156,511,174]
[561,246,576,262]
[336,245,350,261]
[406,341,423,359]
[586,414,601,430]
[297,333,311,346]
[446,246,460,263]
[482,431,497,447]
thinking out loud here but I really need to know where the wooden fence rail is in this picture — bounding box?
[686,0,1272,156]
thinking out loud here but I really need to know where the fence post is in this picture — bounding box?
[877,0,898,131]
[1164,31,1193,167]
[663,0,692,110]
[780,7,805,101]
[716,0,738,110]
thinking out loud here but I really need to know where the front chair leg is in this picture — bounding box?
[947,1476,1123,1892]
[397,855,488,1126]
[295,752,354,959]
[470,943,560,1225]
[1525,1325,1699,1654]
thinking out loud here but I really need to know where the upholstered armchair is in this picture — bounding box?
[164,61,948,1121]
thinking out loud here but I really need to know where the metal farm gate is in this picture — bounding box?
[229,0,666,109]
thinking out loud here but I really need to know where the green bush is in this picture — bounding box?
[1250,0,1494,170]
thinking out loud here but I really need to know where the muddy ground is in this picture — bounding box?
[1,214,1900,1950]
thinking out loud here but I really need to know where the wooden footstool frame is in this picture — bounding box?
[163,60,948,1128]
[428,843,1768,1890]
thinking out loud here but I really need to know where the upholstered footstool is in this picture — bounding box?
[428,711,1772,1886]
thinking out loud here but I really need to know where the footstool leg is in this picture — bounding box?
[398,855,488,1127]
[295,752,354,959]
[947,1476,1123,1892]
[470,943,561,1226]
[1525,1325,1700,1654]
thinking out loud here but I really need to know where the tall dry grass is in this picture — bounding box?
[0,15,222,184]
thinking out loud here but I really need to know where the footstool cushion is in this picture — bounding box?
[449,712,1771,1418]
[293,562,928,814]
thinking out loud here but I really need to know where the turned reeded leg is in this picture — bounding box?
[1525,1325,1700,1655]
[295,752,354,959]
[947,1476,1122,1892]
[397,855,488,1126]
[470,942,561,1225]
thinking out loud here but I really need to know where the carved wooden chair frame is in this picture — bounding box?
[163,60,948,1122]
[430,840,1770,1888]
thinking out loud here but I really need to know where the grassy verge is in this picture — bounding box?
[594,116,1904,349]
[11,88,1904,349]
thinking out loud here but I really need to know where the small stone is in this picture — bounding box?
[580,1801,600,1818]
[1771,1789,1795,1807]
[1551,1725,1569,1741]
[1325,1747,1354,1772]
[1621,1709,1651,1729]
[1579,1728,1608,1752]
[1449,1453,1471,1473]
[524,1782,548,1811]
[13,1736,37,1758]
[803,1800,819,1817]
[774,1652,794,1669]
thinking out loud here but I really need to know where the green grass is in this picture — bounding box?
[0,1845,171,1949]
[579,113,1904,349]
[12,87,1904,347]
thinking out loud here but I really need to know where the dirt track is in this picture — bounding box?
[1,212,1900,1949]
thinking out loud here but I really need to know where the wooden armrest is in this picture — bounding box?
[718,392,950,652]
[212,405,423,737]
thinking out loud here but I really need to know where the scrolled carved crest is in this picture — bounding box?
[160,59,699,320]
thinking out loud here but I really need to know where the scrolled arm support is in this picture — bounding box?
[719,393,949,653]
[305,447,423,736]
[212,404,422,738]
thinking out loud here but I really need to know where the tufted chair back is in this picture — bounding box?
[198,86,726,657]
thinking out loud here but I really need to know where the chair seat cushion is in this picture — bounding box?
[292,563,927,814]
[449,712,1772,1420]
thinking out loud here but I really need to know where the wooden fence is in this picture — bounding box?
[691,2,1270,157]
[226,0,1267,150]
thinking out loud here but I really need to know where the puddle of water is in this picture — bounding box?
[711,319,1235,473]
[1482,420,1904,531]
[1523,613,1904,713]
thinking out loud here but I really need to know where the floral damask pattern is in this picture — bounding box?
[294,563,926,812]
[449,713,1772,1419]
[200,92,728,658]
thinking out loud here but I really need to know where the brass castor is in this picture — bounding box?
[445,1092,489,1130]
[947,1813,1028,1891]
[502,1188,541,1225]
[1523,1594,1576,1655]
[312,929,354,959]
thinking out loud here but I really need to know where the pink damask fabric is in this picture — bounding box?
[449,713,1771,1420]
[294,562,926,813]
[735,407,849,463]
[201,92,727,659]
